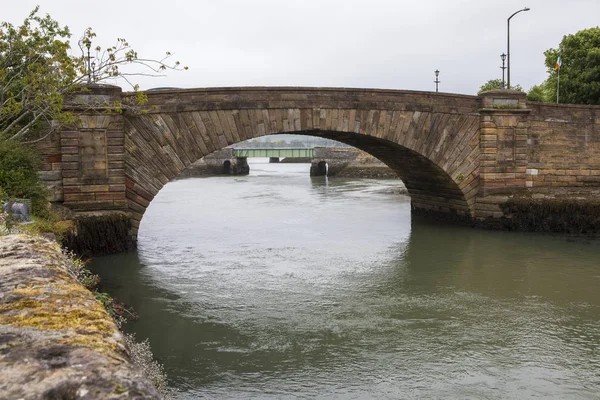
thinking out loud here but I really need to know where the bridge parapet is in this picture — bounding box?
[232,148,315,158]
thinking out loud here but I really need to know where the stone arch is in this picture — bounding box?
[123,88,481,236]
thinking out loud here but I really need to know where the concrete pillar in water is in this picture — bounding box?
[310,160,328,176]
[233,157,250,175]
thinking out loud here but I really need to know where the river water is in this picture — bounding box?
[91,160,600,399]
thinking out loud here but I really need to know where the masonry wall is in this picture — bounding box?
[35,131,63,202]
[526,102,600,189]
[38,86,600,240]
[474,91,600,221]
[60,114,127,212]
[56,86,128,213]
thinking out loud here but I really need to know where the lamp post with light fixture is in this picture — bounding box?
[500,53,507,88]
[507,7,530,89]
[434,69,440,92]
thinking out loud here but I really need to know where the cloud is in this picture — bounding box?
[4,0,600,93]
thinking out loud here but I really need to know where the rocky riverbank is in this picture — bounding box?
[176,159,220,178]
[332,150,399,179]
[0,234,161,399]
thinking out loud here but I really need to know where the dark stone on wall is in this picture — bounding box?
[499,199,600,235]
[415,197,600,235]
[411,205,475,227]
[62,212,133,256]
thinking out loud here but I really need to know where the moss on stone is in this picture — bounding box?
[0,234,160,398]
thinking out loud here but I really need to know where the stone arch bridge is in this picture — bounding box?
[36,86,600,241]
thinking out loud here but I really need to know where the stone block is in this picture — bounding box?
[81,185,110,193]
[39,171,62,181]
[63,186,81,194]
[107,145,123,154]
[62,146,79,154]
[108,153,125,161]
[46,154,62,163]
[61,154,79,163]
[62,162,80,170]
[579,176,600,182]
[109,184,126,192]
[96,192,126,201]
[62,171,80,179]
[61,139,78,146]
[108,176,126,184]
[62,177,81,185]
[64,193,96,202]
[113,200,129,209]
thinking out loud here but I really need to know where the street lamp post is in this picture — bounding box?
[507,7,530,89]
[434,69,440,92]
[500,53,507,89]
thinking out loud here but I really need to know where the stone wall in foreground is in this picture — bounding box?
[0,234,160,399]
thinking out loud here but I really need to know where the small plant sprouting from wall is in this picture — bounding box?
[125,333,173,398]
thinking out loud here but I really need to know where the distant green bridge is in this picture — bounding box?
[232,148,315,158]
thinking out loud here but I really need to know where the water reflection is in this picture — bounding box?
[92,161,600,399]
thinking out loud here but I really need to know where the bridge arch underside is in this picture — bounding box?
[123,109,480,235]
[314,131,478,216]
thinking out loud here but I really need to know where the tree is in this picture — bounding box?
[478,78,549,102]
[0,136,49,216]
[478,79,523,93]
[0,8,76,141]
[0,8,186,217]
[525,83,551,102]
[0,7,186,142]
[543,27,600,105]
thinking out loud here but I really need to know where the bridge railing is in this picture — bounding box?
[232,148,315,158]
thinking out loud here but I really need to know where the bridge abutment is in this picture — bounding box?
[310,147,357,176]
[475,90,530,218]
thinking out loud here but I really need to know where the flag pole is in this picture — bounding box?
[556,55,561,104]
[556,66,560,104]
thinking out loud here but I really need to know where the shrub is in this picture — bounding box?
[0,136,50,217]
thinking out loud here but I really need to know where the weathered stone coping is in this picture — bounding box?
[0,234,160,399]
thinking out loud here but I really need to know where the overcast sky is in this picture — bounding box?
[4,0,600,94]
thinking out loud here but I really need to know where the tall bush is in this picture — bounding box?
[0,136,49,216]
